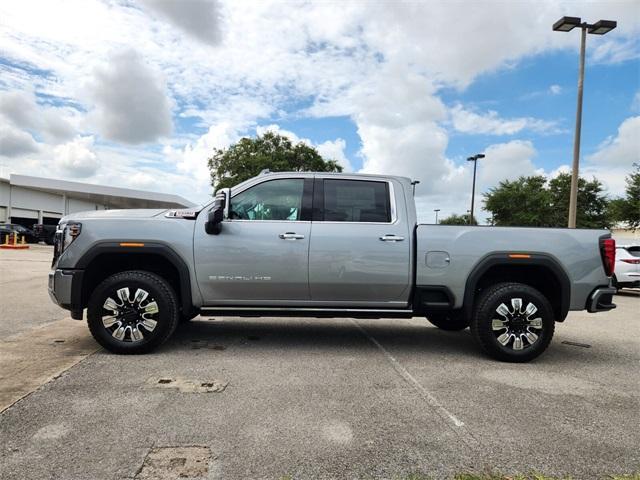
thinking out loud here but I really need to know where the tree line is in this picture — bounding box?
[208,131,639,230]
[441,164,639,229]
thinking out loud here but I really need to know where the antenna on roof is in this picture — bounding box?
[259,169,270,175]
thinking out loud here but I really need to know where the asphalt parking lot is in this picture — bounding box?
[1,245,639,479]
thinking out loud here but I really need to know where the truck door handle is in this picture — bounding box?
[379,234,405,242]
[279,232,305,240]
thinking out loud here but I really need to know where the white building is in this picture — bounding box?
[0,174,195,227]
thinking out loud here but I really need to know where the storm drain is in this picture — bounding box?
[135,446,211,479]
[146,377,228,393]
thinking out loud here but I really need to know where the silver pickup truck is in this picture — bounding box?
[48,171,617,362]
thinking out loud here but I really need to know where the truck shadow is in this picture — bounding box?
[166,317,481,359]
[158,317,629,367]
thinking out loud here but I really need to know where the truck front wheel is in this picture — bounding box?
[87,270,179,354]
[471,282,555,363]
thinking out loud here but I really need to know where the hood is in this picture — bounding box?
[60,209,168,223]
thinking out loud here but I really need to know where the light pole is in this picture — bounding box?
[553,16,617,228]
[411,180,420,196]
[434,208,440,224]
[467,154,485,225]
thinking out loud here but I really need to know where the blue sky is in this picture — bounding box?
[0,0,638,221]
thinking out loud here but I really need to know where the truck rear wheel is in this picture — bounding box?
[426,312,470,331]
[87,270,179,354]
[471,282,555,363]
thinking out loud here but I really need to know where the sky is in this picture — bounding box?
[0,0,638,223]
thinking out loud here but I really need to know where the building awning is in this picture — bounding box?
[9,174,196,210]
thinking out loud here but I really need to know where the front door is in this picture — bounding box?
[194,177,312,305]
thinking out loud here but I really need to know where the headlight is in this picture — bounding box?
[53,222,82,262]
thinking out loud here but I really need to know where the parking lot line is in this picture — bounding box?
[350,319,480,449]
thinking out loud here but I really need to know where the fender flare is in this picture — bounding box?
[463,252,571,321]
[74,241,194,314]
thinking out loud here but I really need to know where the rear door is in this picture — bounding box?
[308,177,411,306]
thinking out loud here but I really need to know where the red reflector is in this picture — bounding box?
[621,259,640,264]
[600,238,616,276]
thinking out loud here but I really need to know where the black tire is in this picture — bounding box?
[426,311,470,331]
[87,270,179,354]
[471,282,555,363]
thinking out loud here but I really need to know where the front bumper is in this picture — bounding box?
[586,286,617,313]
[48,269,84,319]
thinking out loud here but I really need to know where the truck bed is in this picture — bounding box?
[415,224,610,311]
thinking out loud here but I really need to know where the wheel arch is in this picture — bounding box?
[463,252,571,322]
[74,242,193,316]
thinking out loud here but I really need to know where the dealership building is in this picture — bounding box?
[0,174,195,227]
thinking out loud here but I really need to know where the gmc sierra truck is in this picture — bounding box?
[48,172,617,362]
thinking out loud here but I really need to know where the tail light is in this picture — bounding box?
[600,238,616,276]
[621,258,640,264]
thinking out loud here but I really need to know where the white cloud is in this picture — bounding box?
[450,104,561,135]
[588,116,640,168]
[0,0,638,208]
[584,116,640,195]
[0,90,75,142]
[139,0,222,46]
[591,38,639,65]
[479,140,540,187]
[549,84,562,95]
[88,50,172,144]
[632,91,640,112]
[54,136,99,178]
[0,125,39,157]
[163,121,242,197]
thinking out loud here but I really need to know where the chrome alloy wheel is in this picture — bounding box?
[101,287,159,342]
[491,298,543,351]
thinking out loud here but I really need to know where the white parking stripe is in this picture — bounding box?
[351,319,480,447]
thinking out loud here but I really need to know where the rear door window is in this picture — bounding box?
[322,179,391,223]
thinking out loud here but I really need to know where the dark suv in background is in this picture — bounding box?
[0,223,39,243]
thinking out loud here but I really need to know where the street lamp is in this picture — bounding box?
[411,180,420,196]
[553,16,617,228]
[434,208,440,224]
[467,154,485,225]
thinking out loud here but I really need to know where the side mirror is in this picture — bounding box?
[205,188,231,235]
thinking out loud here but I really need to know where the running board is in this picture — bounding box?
[199,307,415,319]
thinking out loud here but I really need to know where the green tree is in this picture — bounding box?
[483,176,552,227]
[207,131,343,190]
[439,213,477,225]
[547,173,609,228]
[483,173,611,228]
[611,163,640,230]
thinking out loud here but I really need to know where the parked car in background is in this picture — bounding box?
[0,223,39,243]
[32,224,57,245]
[614,245,640,289]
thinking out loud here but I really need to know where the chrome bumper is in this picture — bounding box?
[587,286,617,313]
